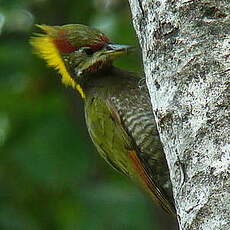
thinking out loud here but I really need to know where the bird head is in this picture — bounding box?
[30,24,131,98]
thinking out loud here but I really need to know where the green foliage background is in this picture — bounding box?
[0,1,176,229]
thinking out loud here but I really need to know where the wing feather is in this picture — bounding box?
[85,96,175,215]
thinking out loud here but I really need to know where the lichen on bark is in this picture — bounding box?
[128,0,230,229]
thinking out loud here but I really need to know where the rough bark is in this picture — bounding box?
[128,1,230,229]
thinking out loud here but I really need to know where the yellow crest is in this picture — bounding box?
[30,25,85,98]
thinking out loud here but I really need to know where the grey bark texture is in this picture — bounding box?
[128,1,230,230]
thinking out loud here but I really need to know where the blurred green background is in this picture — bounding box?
[0,0,177,229]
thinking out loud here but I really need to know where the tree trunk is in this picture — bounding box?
[128,1,230,229]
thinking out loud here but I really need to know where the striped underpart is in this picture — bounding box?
[108,86,174,214]
[124,109,157,151]
[110,93,159,157]
[110,88,172,193]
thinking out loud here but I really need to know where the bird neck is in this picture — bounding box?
[72,63,116,94]
[79,66,141,101]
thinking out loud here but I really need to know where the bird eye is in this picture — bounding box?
[83,48,94,56]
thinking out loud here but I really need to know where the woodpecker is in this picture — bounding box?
[30,24,175,215]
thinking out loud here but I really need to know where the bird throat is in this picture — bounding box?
[30,34,85,98]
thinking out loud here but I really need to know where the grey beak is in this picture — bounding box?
[106,43,133,53]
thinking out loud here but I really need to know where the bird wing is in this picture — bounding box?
[85,96,175,215]
[85,96,133,175]
[106,100,176,216]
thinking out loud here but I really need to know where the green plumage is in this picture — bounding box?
[31,24,176,216]
[83,67,175,215]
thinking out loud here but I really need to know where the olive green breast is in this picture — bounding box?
[83,67,173,202]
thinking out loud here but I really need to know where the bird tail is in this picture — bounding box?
[129,150,176,216]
